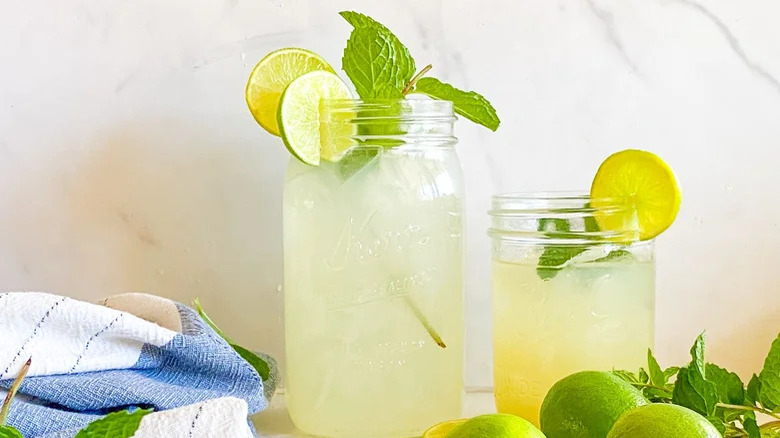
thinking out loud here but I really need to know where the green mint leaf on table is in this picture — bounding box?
[612,370,640,384]
[664,366,681,381]
[672,333,718,417]
[0,427,24,438]
[638,367,649,384]
[746,374,762,406]
[340,11,415,96]
[706,363,745,406]
[707,416,727,435]
[414,77,500,131]
[744,414,761,438]
[193,299,271,381]
[74,409,151,438]
[759,334,780,410]
[647,349,666,387]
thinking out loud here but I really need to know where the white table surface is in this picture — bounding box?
[251,389,497,437]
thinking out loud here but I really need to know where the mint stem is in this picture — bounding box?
[403,296,446,348]
[402,64,433,95]
[0,358,31,425]
[717,403,780,421]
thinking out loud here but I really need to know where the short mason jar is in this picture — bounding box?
[283,99,464,438]
[488,193,655,425]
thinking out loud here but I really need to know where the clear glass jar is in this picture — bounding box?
[283,99,464,438]
[488,193,655,425]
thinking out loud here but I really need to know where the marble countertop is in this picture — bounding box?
[251,389,497,437]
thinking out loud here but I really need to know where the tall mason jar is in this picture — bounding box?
[283,100,464,438]
[488,193,655,425]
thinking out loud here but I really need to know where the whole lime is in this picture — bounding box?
[540,371,648,438]
[606,404,722,438]
[446,414,547,438]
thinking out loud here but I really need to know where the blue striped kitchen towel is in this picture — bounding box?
[0,292,278,437]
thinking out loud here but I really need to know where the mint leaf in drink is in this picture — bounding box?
[536,214,599,280]
[536,246,587,280]
[74,409,151,438]
[672,334,718,417]
[592,249,633,263]
[414,77,500,131]
[0,427,23,438]
[339,147,381,179]
[647,349,666,387]
[193,299,271,380]
[759,334,780,410]
[706,363,745,405]
[707,416,727,435]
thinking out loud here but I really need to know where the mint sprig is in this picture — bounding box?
[74,409,151,438]
[614,332,780,437]
[339,11,500,131]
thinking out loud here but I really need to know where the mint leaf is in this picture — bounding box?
[664,366,681,381]
[193,299,271,381]
[415,77,500,131]
[707,416,726,435]
[759,334,780,410]
[342,27,402,98]
[536,246,588,280]
[745,413,762,438]
[672,333,718,416]
[340,12,414,99]
[340,11,415,90]
[612,370,640,384]
[74,409,151,438]
[536,214,600,280]
[339,147,381,179]
[706,363,745,405]
[746,374,762,406]
[0,427,24,438]
[591,249,633,263]
[647,349,666,387]
[230,343,271,382]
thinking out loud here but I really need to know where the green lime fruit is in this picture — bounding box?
[540,371,648,438]
[606,404,722,438]
[277,70,352,165]
[245,48,334,136]
[445,414,547,438]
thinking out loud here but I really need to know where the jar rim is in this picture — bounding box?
[488,191,644,243]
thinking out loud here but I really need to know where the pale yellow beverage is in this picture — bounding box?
[283,100,464,438]
[489,193,655,426]
[492,258,654,425]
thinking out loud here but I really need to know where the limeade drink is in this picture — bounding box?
[244,10,500,437]
[489,147,681,426]
[284,143,464,437]
[492,252,655,424]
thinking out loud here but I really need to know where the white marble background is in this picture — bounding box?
[1,0,779,389]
